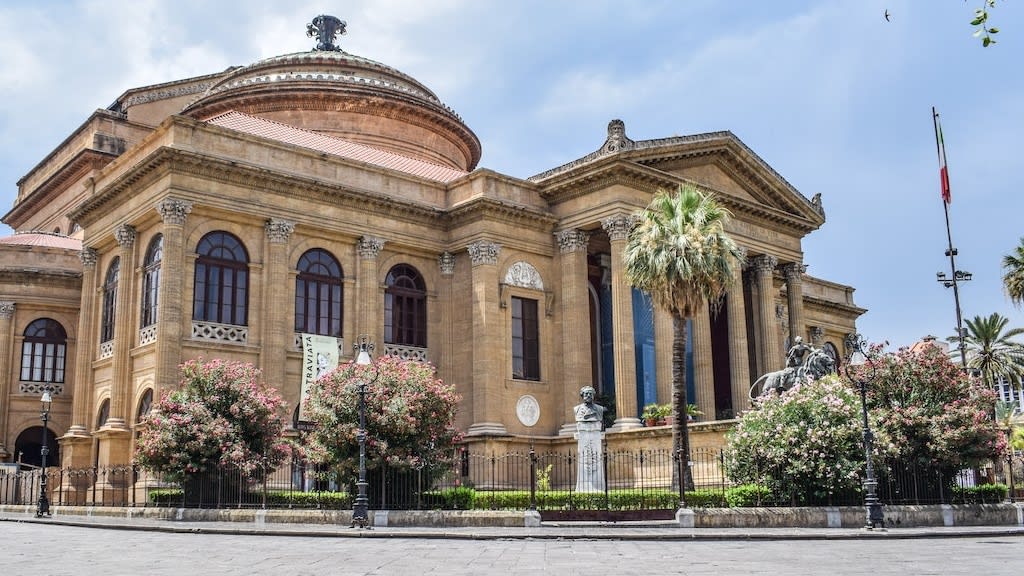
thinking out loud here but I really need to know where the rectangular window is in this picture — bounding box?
[512,296,540,380]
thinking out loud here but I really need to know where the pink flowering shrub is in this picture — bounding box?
[724,375,865,503]
[134,359,291,482]
[861,343,1002,471]
[303,355,462,480]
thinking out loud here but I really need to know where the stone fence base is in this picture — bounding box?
[2,503,1021,529]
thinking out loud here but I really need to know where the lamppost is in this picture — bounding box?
[36,388,53,518]
[844,333,885,529]
[935,268,972,368]
[351,335,378,528]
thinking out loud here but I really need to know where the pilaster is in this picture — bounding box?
[261,218,294,386]
[0,301,14,457]
[438,251,456,390]
[106,224,136,429]
[356,236,385,347]
[752,254,781,374]
[727,263,752,415]
[693,303,715,422]
[783,262,807,346]
[154,198,191,400]
[66,248,97,446]
[465,240,507,436]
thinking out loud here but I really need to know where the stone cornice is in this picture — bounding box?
[0,268,83,287]
[445,196,558,232]
[3,149,116,228]
[804,295,868,319]
[69,146,450,229]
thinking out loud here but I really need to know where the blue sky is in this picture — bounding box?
[0,0,1021,350]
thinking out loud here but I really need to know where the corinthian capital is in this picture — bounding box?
[115,224,136,248]
[601,214,637,241]
[751,254,778,274]
[157,198,192,225]
[555,229,589,254]
[782,262,807,281]
[0,301,14,319]
[265,219,295,243]
[357,236,385,259]
[80,247,98,267]
[467,240,500,266]
[439,251,456,276]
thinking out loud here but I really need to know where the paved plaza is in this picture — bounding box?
[2,518,1023,575]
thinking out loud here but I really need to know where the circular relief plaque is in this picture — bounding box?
[516,395,540,427]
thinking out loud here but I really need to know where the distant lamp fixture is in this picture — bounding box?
[843,334,885,530]
[36,388,53,518]
[351,335,379,529]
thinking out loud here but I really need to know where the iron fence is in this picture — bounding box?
[1,447,1015,511]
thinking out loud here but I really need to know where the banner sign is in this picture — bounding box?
[299,334,340,421]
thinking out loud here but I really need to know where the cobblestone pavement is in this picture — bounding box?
[2,518,1023,575]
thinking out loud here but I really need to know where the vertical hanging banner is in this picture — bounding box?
[299,334,340,422]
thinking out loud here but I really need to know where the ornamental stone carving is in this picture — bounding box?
[80,247,98,267]
[0,302,14,319]
[467,240,500,266]
[782,262,807,280]
[751,254,778,274]
[157,198,192,225]
[601,214,637,241]
[810,326,824,344]
[556,229,589,253]
[265,219,295,243]
[504,261,544,290]
[357,236,385,259]
[114,224,136,248]
[439,251,456,276]
[600,119,636,154]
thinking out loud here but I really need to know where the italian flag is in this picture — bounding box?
[935,112,951,204]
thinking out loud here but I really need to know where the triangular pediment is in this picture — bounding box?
[531,121,826,235]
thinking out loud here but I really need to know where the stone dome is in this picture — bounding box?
[182,18,481,171]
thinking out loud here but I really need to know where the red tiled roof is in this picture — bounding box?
[206,111,469,183]
[0,232,81,250]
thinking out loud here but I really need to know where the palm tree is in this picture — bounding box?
[1002,238,1024,307]
[958,313,1024,391]
[623,183,744,501]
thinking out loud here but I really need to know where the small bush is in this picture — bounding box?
[264,491,351,509]
[952,483,1008,504]
[685,489,726,508]
[724,484,771,507]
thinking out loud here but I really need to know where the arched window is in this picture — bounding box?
[295,248,343,336]
[20,318,67,383]
[97,399,110,429]
[140,234,163,328]
[101,257,119,342]
[193,232,249,325]
[136,389,153,423]
[384,264,426,347]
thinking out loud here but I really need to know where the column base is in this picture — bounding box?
[608,417,643,432]
[465,422,509,436]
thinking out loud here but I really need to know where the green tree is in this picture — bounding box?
[303,355,462,484]
[1002,238,1024,306]
[623,183,744,494]
[957,313,1024,392]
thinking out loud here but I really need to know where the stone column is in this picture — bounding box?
[556,230,592,435]
[261,219,294,387]
[154,198,191,400]
[64,248,98,469]
[105,224,136,432]
[752,255,781,374]
[465,240,506,436]
[693,303,715,422]
[727,263,752,415]
[437,252,456,388]
[602,215,641,430]
[0,301,14,458]
[783,262,807,346]
[356,236,385,347]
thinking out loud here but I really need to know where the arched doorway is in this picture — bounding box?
[14,426,60,468]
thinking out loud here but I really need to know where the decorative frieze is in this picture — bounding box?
[601,214,637,241]
[504,261,544,290]
[467,240,500,266]
[0,302,14,319]
[157,198,192,225]
[357,236,385,259]
[265,218,295,243]
[556,229,589,253]
[439,251,456,276]
[114,224,136,248]
[80,247,98,267]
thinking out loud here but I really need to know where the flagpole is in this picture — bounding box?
[932,107,969,368]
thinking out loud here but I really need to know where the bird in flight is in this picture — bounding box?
[884,9,891,22]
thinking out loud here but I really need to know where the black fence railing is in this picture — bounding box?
[1,448,1016,511]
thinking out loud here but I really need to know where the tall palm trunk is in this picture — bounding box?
[672,311,694,493]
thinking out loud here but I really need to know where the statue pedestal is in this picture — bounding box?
[574,421,605,492]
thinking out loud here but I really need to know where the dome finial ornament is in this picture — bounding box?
[307,15,347,52]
